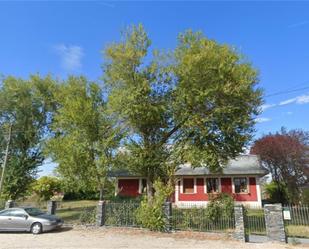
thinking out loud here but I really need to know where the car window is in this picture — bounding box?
[0,210,12,216]
[9,209,26,217]
[25,208,45,216]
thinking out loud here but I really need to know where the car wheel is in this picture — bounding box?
[31,222,42,235]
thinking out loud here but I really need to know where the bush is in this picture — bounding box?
[135,180,173,231]
[205,193,234,221]
[301,188,309,205]
[79,207,96,224]
[264,181,289,204]
[32,176,62,201]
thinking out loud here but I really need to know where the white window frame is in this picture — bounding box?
[181,177,197,194]
[232,176,250,194]
[204,177,221,194]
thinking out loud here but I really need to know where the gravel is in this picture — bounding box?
[0,227,306,249]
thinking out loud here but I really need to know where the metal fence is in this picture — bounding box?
[283,205,309,238]
[104,201,140,227]
[56,201,97,225]
[172,205,235,232]
[244,207,266,236]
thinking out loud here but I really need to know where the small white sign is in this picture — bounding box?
[283,209,291,220]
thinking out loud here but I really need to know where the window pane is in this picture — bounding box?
[206,178,219,193]
[234,178,248,193]
[183,178,194,194]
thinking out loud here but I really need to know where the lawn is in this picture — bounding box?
[56,200,98,225]
[285,225,309,238]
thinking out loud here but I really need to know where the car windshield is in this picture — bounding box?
[25,208,45,216]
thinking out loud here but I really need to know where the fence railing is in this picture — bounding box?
[104,201,140,227]
[56,200,97,225]
[283,205,309,238]
[172,205,235,232]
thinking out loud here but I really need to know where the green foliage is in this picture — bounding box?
[79,207,97,224]
[0,75,57,199]
[105,202,140,227]
[264,181,289,204]
[45,76,123,200]
[205,193,234,221]
[301,188,309,205]
[103,24,262,197]
[135,180,173,231]
[31,176,62,201]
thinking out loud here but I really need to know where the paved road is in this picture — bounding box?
[0,227,304,249]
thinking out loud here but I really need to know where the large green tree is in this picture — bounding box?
[0,75,57,199]
[103,25,262,198]
[46,76,122,200]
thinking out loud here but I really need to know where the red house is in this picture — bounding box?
[114,155,268,208]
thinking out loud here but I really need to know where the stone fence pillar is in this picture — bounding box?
[5,200,14,209]
[96,200,106,227]
[163,201,172,232]
[47,201,57,215]
[233,204,246,242]
[264,204,286,243]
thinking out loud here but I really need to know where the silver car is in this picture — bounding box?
[0,207,63,234]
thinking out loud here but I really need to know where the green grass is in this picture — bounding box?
[56,200,97,225]
[286,225,309,238]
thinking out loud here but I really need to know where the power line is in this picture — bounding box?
[264,80,309,98]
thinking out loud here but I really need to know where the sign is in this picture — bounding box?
[283,207,291,220]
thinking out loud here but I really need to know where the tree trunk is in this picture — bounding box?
[146,178,154,202]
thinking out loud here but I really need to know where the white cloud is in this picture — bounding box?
[255,117,271,123]
[286,111,293,115]
[54,44,84,72]
[279,94,309,106]
[261,104,276,111]
[288,21,309,28]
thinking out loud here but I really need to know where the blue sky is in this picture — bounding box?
[0,1,309,176]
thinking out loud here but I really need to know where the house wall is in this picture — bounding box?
[175,176,261,207]
[116,175,262,207]
[117,179,140,197]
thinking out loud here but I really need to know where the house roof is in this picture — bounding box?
[175,155,268,176]
[111,155,269,177]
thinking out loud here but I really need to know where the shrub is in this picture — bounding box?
[79,207,96,224]
[205,193,234,221]
[32,176,62,201]
[135,180,173,231]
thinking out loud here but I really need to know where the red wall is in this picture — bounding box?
[117,177,258,202]
[118,179,139,197]
[178,177,258,202]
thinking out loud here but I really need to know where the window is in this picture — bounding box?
[234,177,248,193]
[0,210,11,216]
[9,209,26,218]
[183,178,195,194]
[206,178,219,193]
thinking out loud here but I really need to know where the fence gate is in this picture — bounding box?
[244,207,266,238]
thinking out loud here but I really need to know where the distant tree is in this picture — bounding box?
[32,176,62,201]
[45,77,123,200]
[251,128,309,203]
[0,75,57,199]
[264,181,289,204]
[103,24,262,199]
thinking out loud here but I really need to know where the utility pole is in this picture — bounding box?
[0,124,12,196]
